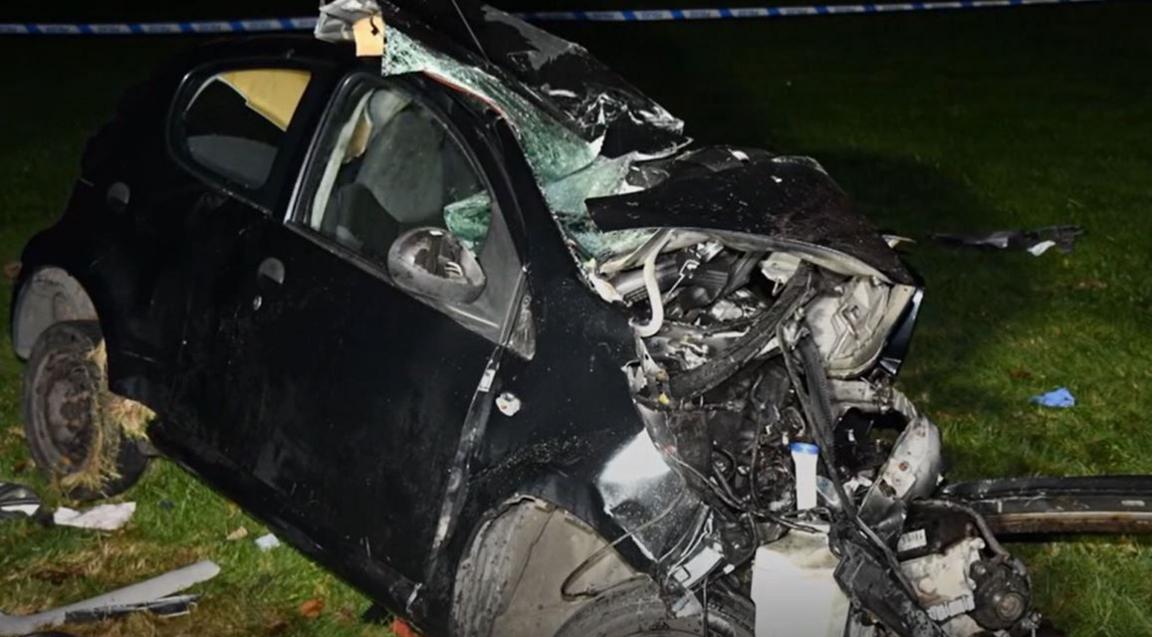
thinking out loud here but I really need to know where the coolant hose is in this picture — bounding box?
[635,235,671,337]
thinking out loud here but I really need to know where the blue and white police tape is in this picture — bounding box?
[0,0,1104,36]
[0,17,317,36]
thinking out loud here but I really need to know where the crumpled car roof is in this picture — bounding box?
[317,0,688,162]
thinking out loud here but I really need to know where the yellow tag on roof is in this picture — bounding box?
[352,14,386,57]
[217,69,311,131]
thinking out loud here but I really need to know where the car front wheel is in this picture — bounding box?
[22,321,149,501]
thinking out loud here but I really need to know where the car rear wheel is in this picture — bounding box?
[554,578,755,637]
[22,321,149,501]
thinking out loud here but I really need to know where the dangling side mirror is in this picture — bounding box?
[387,227,486,304]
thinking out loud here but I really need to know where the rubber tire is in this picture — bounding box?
[451,504,544,637]
[554,578,756,637]
[22,321,149,501]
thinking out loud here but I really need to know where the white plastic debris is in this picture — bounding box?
[1,504,40,517]
[1027,239,1057,256]
[255,533,281,551]
[53,502,136,531]
[495,392,522,416]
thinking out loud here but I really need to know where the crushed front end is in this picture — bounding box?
[585,150,1040,636]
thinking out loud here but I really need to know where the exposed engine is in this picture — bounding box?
[596,230,1038,637]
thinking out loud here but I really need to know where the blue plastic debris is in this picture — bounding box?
[1031,387,1076,408]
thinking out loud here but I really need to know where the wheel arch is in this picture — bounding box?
[450,494,640,637]
[12,265,100,359]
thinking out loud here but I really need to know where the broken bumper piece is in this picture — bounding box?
[0,561,219,636]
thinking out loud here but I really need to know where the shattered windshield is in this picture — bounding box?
[316,0,668,261]
[381,27,652,259]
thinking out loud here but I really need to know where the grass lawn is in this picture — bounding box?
[3,2,1152,635]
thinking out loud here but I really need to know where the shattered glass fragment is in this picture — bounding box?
[382,26,601,183]
[443,192,492,252]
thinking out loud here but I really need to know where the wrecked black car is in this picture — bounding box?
[11,1,1152,635]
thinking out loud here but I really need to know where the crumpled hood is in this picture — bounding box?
[588,148,915,285]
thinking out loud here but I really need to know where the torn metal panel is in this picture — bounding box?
[859,416,944,540]
[932,224,1083,255]
[596,428,705,561]
[478,6,688,159]
[939,476,1152,535]
[587,154,915,284]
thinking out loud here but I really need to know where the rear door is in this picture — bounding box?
[162,71,525,583]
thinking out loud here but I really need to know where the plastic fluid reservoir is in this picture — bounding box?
[790,442,819,510]
[750,525,850,637]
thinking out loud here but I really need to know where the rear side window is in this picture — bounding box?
[178,68,311,190]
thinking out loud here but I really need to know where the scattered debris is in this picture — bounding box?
[1031,387,1076,408]
[1009,368,1034,381]
[53,502,136,531]
[0,482,41,521]
[255,533,281,551]
[298,598,325,619]
[1,485,138,531]
[226,526,249,541]
[932,225,1083,255]
[495,391,522,416]
[0,561,219,636]
[881,234,916,249]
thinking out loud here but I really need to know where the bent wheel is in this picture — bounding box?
[22,321,148,501]
[554,578,755,637]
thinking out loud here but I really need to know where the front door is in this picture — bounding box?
[166,72,524,583]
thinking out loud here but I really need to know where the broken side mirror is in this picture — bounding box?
[388,227,486,304]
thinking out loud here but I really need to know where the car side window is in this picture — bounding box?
[178,68,312,190]
[303,83,494,266]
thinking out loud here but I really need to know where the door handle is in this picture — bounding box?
[258,257,286,285]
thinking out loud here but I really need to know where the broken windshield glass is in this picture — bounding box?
[317,0,654,261]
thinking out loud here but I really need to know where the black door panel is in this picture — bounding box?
[237,222,495,579]
[163,70,524,584]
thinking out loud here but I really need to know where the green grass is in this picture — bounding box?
[3,3,1152,635]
